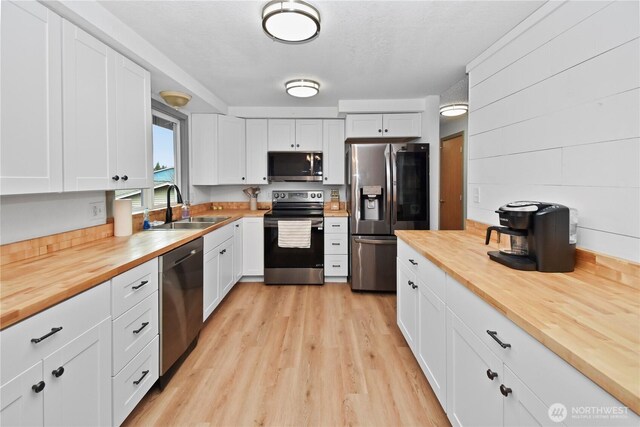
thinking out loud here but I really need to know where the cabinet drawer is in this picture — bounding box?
[0,282,110,384]
[112,258,158,319]
[112,335,158,427]
[324,217,348,234]
[324,234,348,254]
[398,240,421,274]
[325,255,348,276]
[112,291,158,376]
[204,223,234,253]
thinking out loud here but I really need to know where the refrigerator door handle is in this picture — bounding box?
[384,145,392,228]
[391,147,398,227]
[353,238,397,245]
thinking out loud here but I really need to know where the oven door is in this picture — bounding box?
[264,216,324,284]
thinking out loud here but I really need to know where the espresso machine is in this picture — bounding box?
[485,201,576,272]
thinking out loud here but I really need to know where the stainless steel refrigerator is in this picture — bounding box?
[347,143,429,291]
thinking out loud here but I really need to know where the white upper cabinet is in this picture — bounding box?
[346,113,421,139]
[0,1,63,195]
[295,120,323,151]
[114,55,152,189]
[267,119,296,151]
[245,119,269,184]
[62,20,117,192]
[322,120,345,185]
[191,114,219,185]
[217,115,246,185]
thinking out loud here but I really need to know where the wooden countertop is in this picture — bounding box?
[0,209,267,330]
[395,230,640,415]
[323,209,349,217]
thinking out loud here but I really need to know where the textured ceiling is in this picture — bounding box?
[99,0,544,107]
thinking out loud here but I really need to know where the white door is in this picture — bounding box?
[382,113,421,138]
[295,120,323,151]
[217,115,246,184]
[345,114,383,138]
[233,221,243,282]
[322,120,345,185]
[115,54,151,189]
[203,248,221,321]
[191,114,218,185]
[1,1,63,195]
[503,365,555,427]
[219,239,235,297]
[62,21,117,191]
[0,362,44,426]
[446,309,503,427]
[267,119,296,151]
[397,261,418,353]
[417,280,447,409]
[242,218,264,276]
[43,319,111,427]
[245,119,269,185]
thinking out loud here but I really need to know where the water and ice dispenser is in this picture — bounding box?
[360,186,383,221]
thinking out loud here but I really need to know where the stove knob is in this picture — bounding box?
[280,193,285,199]
[274,193,279,199]
[317,192,323,198]
[310,193,316,198]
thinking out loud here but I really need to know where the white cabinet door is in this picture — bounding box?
[382,113,421,138]
[191,114,219,185]
[417,279,447,409]
[203,248,221,321]
[219,239,235,298]
[295,120,323,151]
[43,318,111,427]
[0,362,44,427]
[345,114,383,138]
[397,260,418,353]
[322,120,345,185]
[447,309,503,427]
[233,221,243,282]
[503,365,555,427]
[0,1,63,195]
[115,54,151,189]
[217,115,246,184]
[245,119,269,184]
[268,119,296,151]
[62,21,117,192]
[242,218,264,276]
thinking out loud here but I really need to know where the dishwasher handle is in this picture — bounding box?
[173,249,198,267]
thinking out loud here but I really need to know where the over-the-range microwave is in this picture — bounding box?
[267,152,323,182]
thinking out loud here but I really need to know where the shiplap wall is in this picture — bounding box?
[466,0,640,262]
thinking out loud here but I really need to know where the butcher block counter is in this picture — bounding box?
[395,229,640,416]
[0,209,267,330]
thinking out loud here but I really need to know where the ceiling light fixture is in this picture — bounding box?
[160,91,191,109]
[262,0,320,43]
[439,103,468,117]
[285,79,320,98]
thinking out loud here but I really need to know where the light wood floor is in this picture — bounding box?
[124,282,450,427]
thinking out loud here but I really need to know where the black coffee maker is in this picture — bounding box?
[485,201,576,272]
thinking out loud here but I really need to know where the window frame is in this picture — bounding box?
[145,109,182,210]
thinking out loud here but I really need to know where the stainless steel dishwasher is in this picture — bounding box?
[159,237,203,386]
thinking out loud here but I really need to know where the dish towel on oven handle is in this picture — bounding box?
[278,220,312,248]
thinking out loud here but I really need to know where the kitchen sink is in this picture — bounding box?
[181,216,230,224]
[147,216,230,230]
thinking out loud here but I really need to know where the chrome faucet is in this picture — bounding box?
[165,184,183,224]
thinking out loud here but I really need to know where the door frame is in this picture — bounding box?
[439,131,465,230]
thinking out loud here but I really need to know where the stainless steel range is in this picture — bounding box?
[264,190,324,285]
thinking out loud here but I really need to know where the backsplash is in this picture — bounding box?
[208,183,346,203]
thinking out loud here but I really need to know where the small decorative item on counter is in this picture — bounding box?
[143,208,150,230]
[330,189,340,211]
[181,201,190,219]
[243,186,261,211]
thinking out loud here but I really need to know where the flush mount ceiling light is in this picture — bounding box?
[439,103,468,117]
[285,79,320,98]
[262,0,320,43]
[159,91,191,109]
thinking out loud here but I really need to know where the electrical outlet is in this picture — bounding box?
[89,201,106,220]
[473,187,480,204]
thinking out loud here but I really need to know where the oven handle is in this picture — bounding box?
[353,238,396,245]
[264,218,324,228]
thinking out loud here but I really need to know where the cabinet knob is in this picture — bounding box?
[52,366,65,378]
[121,175,128,181]
[263,177,266,180]
[112,175,120,181]
[324,177,328,181]
[500,384,512,397]
[32,381,45,393]
[486,369,498,380]
[235,224,240,228]
[291,144,294,148]
[296,144,300,147]
[384,129,388,133]
[242,177,245,180]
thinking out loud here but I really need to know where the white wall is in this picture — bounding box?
[0,192,106,244]
[466,0,640,261]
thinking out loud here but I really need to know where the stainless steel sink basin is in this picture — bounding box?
[181,217,230,224]
[147,216,230,230]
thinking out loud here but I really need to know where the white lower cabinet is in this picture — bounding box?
[203,246,221,321]
[219,238,235,298]
[0,362,44,426]
[233,221,243,282]
[397,260,418,353]
[503,365,552,427]
[324,217,348,281]
[203,222,239,321]
[242,217,264,276]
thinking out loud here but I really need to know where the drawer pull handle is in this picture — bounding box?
[31,327,63,344]
[332,264,341,268]
[32,381,45,393]
[408,280,417,289]
[331,224,340,227]
[132,280,148,290]
[500,384,512,397]
[486,369,498,380]
[220,249,227,255]
[408,259,418,265]
[331,243,340,246]
[52,366,65,378]
[133,322,149,334]
[487,330,511,349]
[133,370,150,385]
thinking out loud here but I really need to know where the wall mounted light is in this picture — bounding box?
[159,91,191,109]
[439,104,468,117]
[285,79,320,98]
[262,0,320,43]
